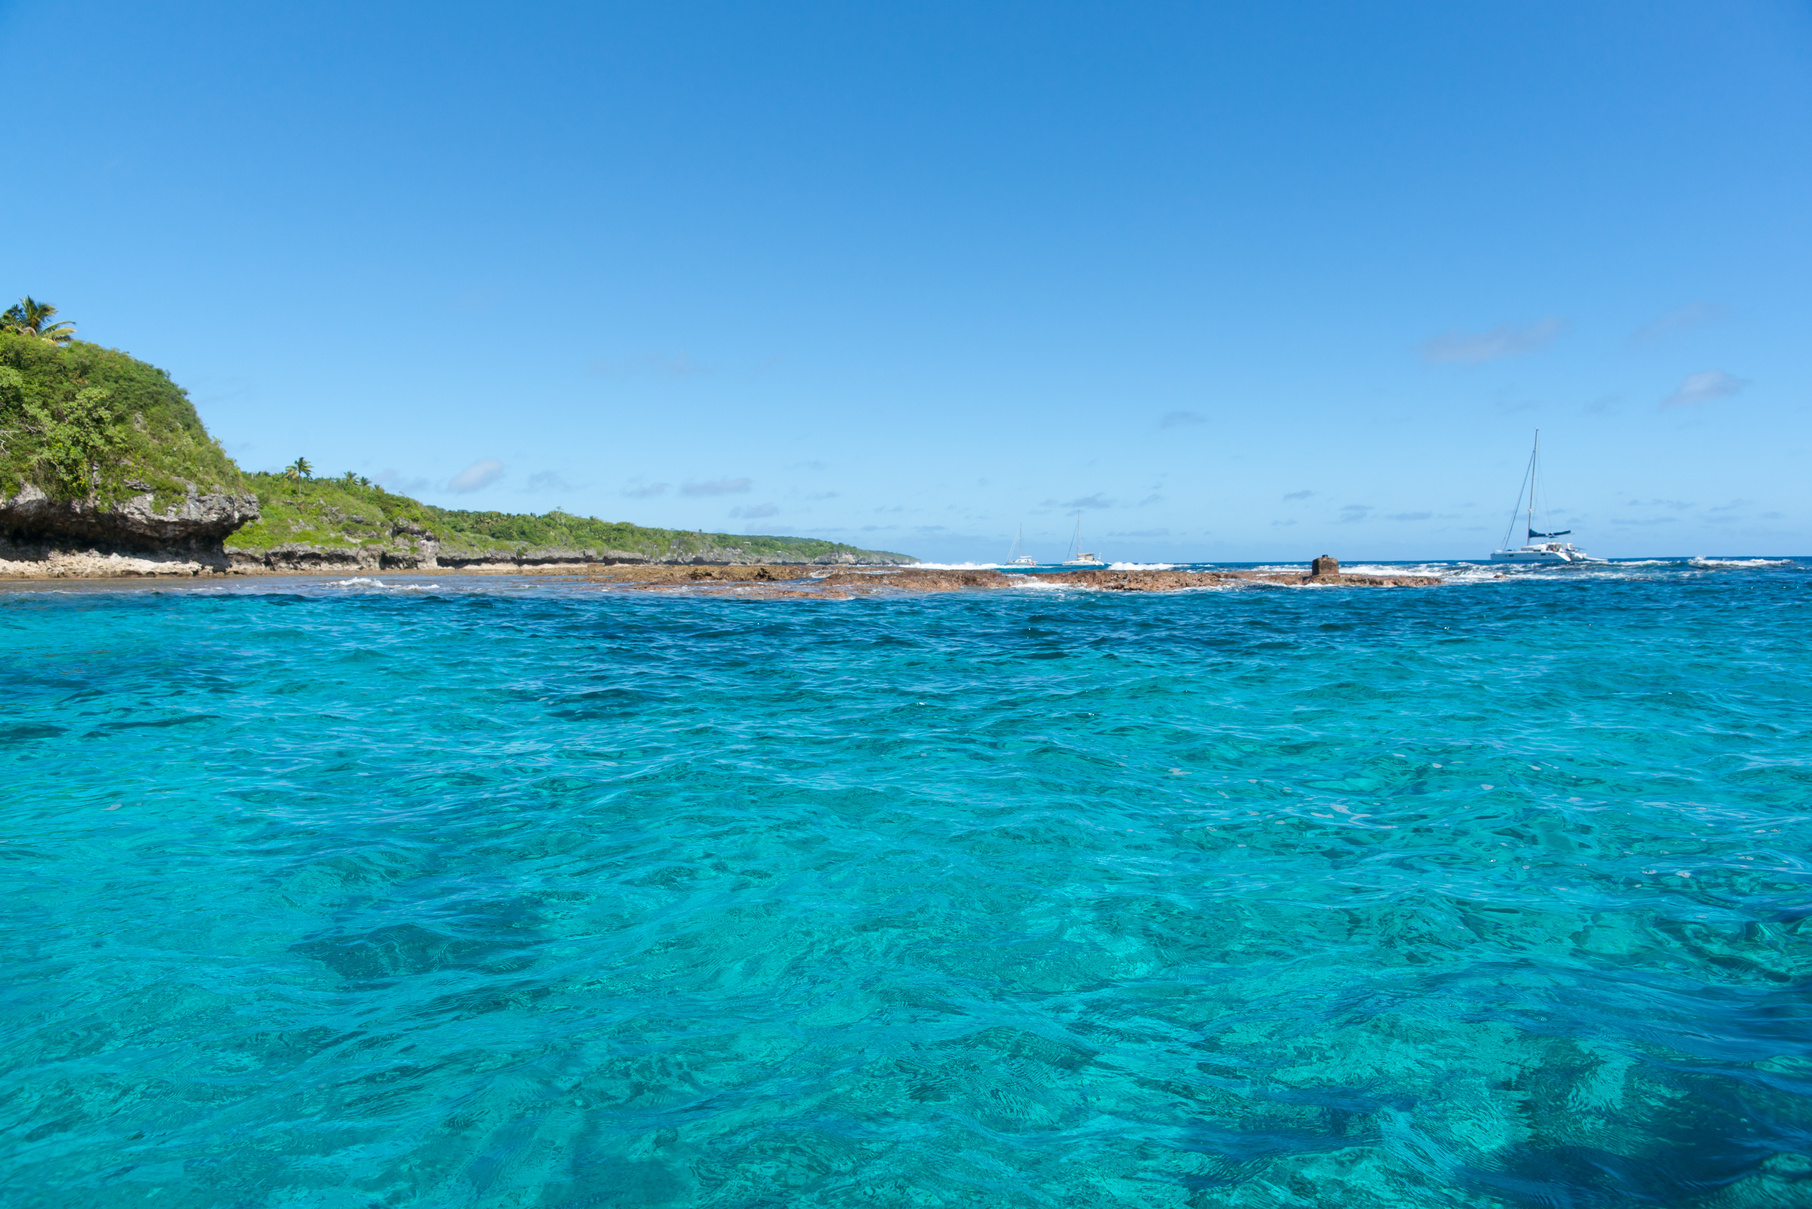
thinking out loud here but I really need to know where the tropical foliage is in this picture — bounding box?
[0,333,245,504]
[1,297,76,345]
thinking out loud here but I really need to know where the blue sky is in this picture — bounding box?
[4,1,1808,562]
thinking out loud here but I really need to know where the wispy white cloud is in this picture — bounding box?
[524,470,575,493]
[1661,370,1747,410]
[682,477,752,497]
[622,482,668,498]
[448,459,505,493]
[1282,490,1313,501]
[375,468,434,495]
[1158,410,1206,429]
[1632,302,1724,346]
[1339,504,1371,523]
[1058,494,1114,509]
[1421,317,1566,364]
[1109,527,1169,537]
[1386,511,1432,522]
[730,503,778,519]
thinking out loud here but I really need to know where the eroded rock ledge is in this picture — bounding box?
[0,483,261,577]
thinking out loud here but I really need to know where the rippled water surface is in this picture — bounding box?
[5,561,1812,1207]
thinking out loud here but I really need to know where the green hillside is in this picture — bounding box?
[1,328,910,565]
[231,472,914,565]
[0,333,246,506]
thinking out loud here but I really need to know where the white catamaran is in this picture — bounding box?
[1005,524,1037,566]
[1490,431,1600,564]
[1063,512,1104,566]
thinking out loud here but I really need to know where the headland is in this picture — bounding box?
[0,333,909,577]
[0,333,1438,587]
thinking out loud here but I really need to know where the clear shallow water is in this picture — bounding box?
[4,560,1812,1208]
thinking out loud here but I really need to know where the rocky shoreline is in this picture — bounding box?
[0,525,1442,591]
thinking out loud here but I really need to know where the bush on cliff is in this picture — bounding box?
[0,333,245,507]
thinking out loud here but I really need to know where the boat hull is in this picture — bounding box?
[1490,548,1601,564]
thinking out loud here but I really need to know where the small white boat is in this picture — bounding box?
[1006,524,1037,566]
[1490,431,1601,564]
[1063,512,1104,566]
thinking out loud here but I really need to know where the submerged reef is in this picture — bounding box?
[553,562,1442,598]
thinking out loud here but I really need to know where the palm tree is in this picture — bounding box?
[1,297,76,345]
[285,457,313,486]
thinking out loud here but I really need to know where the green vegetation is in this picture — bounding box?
[230,472,912,563]
[419,505,906,562]
[0,332,246,507]
[2,307,909,563]
[227,473,437,552]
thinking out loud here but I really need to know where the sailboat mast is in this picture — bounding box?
[1529,430,1540,540]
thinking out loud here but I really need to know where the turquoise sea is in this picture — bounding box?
[4,559,1811,1208]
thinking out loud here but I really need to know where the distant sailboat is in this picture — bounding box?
[1489,431,1601,564]
[1006,524,1037,566]
[1063,512,1104,566]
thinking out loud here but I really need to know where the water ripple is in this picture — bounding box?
[2,564,1811,1206]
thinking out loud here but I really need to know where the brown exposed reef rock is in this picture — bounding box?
[553,562,1440,598]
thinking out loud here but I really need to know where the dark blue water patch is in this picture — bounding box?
[1,563,1811,1206]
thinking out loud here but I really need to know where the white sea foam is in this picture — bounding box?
[900,562,1009,571]
[1007,577,1098,592]
[1689,557,1793,569]
[1107,562,1177,571]
[1339,563,1449,577]
[329,578,442,591]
